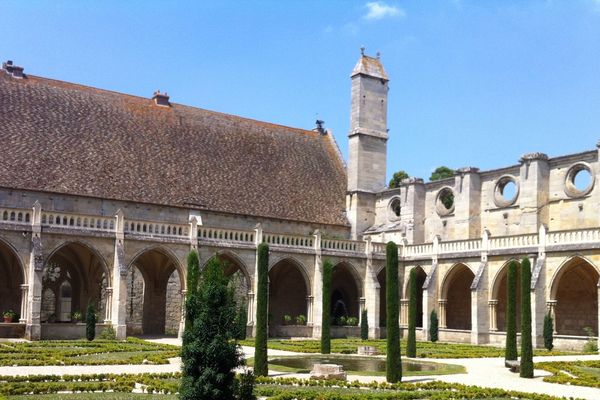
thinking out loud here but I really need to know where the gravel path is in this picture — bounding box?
[1,338,599,400]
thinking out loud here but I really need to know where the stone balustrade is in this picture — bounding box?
[547,228,600,246]
[263,233,314,248]
[124,219,189,238]
[0,207,32,225]
[42,211,114,232]
[321,238,365,253]
[198,227,255,244]
[488,233,538,250]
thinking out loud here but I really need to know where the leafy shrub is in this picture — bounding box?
[296,315,307,326]
[98,325,117,340]
[429,310,438,342]
[236,369,256,400]
[583,327,598,353]
[235,303,248,340]
[85,304,96,342]
[346,317,358,326]
[283,315,292,325]
[543,313,553,351]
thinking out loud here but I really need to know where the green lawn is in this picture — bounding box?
[538,360,600,388]
[0,338,179,366]
[7,395,175,400]
[239,338,584,358]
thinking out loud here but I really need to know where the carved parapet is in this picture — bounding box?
[456,167,480,175]
[519,152,549,163]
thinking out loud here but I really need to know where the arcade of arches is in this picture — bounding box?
[442,264,474,330]
[268,259,308,326]
[331,263,361,323]
[41,243,109,324]
[492,262,522,332]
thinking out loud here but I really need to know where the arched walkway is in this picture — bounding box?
[331,262,362,324]
[407,266,427,328]
[126,248,183,336]
[206,252,251,308]
[42,242,109,324]
[268,258,309,327]
[491,261,521,332]
[0,239,24,322]
[551,257,599,336]
[442,264,474,330]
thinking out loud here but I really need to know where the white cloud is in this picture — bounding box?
[363,2,405,21]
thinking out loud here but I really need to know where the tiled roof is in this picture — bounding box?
[0,71,349,226]
[351,55,388,81]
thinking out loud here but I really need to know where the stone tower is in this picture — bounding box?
[346,50,389,239]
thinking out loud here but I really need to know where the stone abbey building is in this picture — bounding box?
[0,55,598,350]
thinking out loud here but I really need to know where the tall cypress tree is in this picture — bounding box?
[85,303,96,341]
[254,243,269,377]
[360,308,369,341]
[406,268,417,358]
[184,250,200,336]
[321,259,333,354]
[385,241,402,383]
[543,313,554,351]
[520,257,534,378]
[429,310,438,343]
[505,260,518,363]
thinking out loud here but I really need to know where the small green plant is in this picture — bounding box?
[346,316,358,326]
[2,310,16,322]
[283,314,292,325]
[85,303,96,341]
[360,309,368,340]
[236,369,256,400]
[235,303,248,340]
[71,310,83,323]
[338,316,348,326]
[543,313,554,351]
[295,314,307,326]
[430,310,439,342]
[98,325,117,340]
[583,327,598,352]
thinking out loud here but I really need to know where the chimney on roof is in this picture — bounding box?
[152,90,170,107]
[314,119,326,134]
[2,60,24,79]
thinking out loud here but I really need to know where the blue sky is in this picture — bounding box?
[1,1,599,181]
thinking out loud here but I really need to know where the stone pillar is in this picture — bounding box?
[363,237,380,338]
[306,296,314,325]
[178,289,186,339]
[250,223,263,337]
[25,201,43,340]
[470,265,489,345]
[311,230,323,339]
[19,284,28,324]
[597,282,600,353]
[104,287,113,323]
[421,237,439,341]
[400,299,409,327]
[246,291,255,326]
[546,300,557,334]
[438,300,447,329]
[110,209,128,339]
[488,300,498,332]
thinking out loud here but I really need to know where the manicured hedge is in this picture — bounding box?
[538,360,600,388]
[254,242,269,377]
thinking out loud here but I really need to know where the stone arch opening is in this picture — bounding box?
[206,252,251,308]
[0,239,25,322]
[331,262,362,324]
[268,258,309,327]
[126,247,183,336]
[492,261,521,332]
[551,257,599,336]
[376,266,386,327]
[42,242,109,323]
[406,266,427,328]
[442,264,474,330]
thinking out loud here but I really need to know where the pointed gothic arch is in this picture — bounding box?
[331,261,363,323]
[490,259,522,332]
[0,237,25,323]
[268,257,310,328]
[441,263,475,330]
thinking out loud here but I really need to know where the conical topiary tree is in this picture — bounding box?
[543,313,554,351]
[430,310,438,343]
[184,250,200,336]
[321,259,333,354]
[407,268,417,358]
[520,257,534,378]
[505,260,518,363]
[385,241,402,383]
[360,308,369,340]
[254,243,269,377]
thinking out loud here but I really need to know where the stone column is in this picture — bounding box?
[306,296,314,325]
[246,291,255,326]
[19,284,29,324]
[110,209,128,339]
[488,300,498,332]
[104,287,113,323]
[311,230,323,339]
[438,300,447,329]
[421,238,439,341]
[250,223,263,337]
[363,237,380,338]
[400,299,409,327]
[25,201,43,340]
[178,289,187,339]
[546,300,557,334]
[597,282,600,353]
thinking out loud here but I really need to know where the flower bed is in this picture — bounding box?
[537,360,600,388]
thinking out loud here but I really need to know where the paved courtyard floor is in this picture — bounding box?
[1,337,599,400]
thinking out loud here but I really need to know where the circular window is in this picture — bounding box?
[388,197,401,220]
[564,162,594,198]
[436,187,455,216]
[493,175,519,208]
